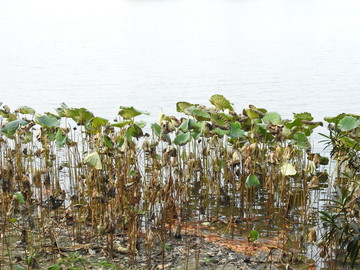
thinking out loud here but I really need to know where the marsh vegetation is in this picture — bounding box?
[0,95,359,269]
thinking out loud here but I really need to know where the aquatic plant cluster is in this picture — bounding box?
[0,95,359,269]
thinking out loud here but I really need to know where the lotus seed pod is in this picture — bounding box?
[249,143,259,156]
[269,152,278,164]
[232,150,241,165]
[284,145,292,160]
[275,145,282,157]
[142,138,151,152]
[313,154,320,165]
[169,116,181,127]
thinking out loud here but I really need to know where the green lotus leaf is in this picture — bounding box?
[103,135,114,149]
[185,106,211,121]
[35,114,60,128]
[92,117,109,128]
[246,174,260,188]
[55,129,67,148]
[118,106,149,119]
[324,113,347,125]
[214,127,230,137]
[243,108,260,119]
[161,132,172,144]
[151,123,162,136]
[229,121,244,139]
[111,120,133,128]
[179,119,203,133]
[63,107,79,119]
[135,121,146,128]
[0,109,9,118]
[126,124,143,141]
[1,119,28,136]
[84,152,102,170]
[179,119,190,132]
[340,136,357,149]
[176,101,193,112]
[55,102,69,117]
[293,112,314,121]
[211,113,229,129]
[173,132,192,146]
[281,162,297,176]
[293,132,310,150]
[18,106,35,115]
[73,108,94,125]
[319,156,329,165]
[285,118,302,129]
[338,116,360,131]
[262,112,282,125]
[209,94,234,111]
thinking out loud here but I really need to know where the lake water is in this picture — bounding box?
[0,0,359,124]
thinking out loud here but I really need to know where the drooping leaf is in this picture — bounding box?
[173,132,192,146]
[1,119,28,136]
[191,131,201,140]
[84,152,102,170]
[55,129,67,148]
[35,114,60,128]
[18,106,35,115]
[118,106,149,119]
[338,116,360,131]
[176,101,193,112]
[151,123,162,136]
[111,120,133,128]
[126,124,143,141]
[229,121,244,139]
[135,121,147,128]
[262,112,282,125]
[209,94,234,111]
[243,108,260,119]
[245,174,260,188]
[161,132,172,144]
[103,135,114,149]
[179,119,190,132]
[55,105,66,117]
[280,163,297,176]
[92,117,109,128]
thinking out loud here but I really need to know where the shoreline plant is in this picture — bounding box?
[0,95,358,269]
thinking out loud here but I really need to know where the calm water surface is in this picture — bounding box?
[0,0,359,123]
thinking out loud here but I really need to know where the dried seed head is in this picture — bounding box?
[142,138,151,152]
